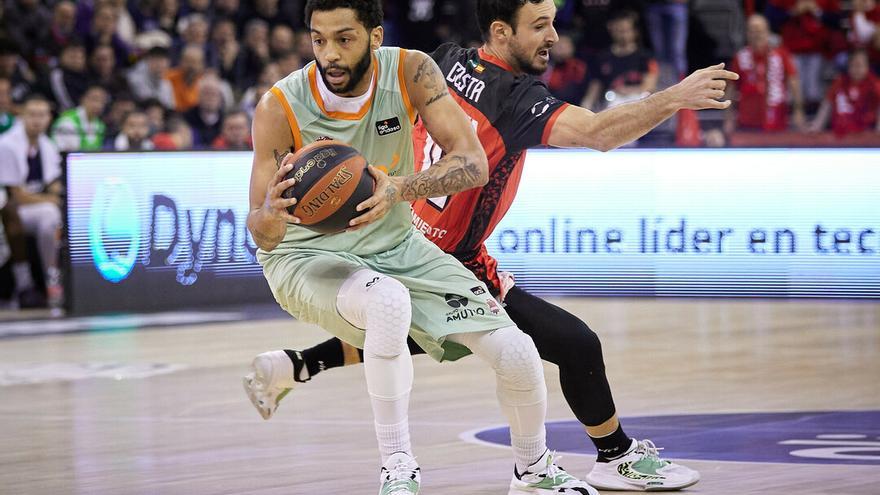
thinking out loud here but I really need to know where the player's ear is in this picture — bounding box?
[370,25,383,50]
[490,21,511,42]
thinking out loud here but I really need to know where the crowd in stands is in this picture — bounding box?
[1,0,879,310]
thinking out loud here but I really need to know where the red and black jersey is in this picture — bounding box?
[411,42,569,293]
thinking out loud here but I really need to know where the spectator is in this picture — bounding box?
[185,0,211,16]
[645,0,689,77]
[103,94,138,141]
[725,14,806,133]
[544,33,589,105]
[108,0,138,45]
[276,50,302,77]
[212,17,245,85]
[152,115,193,149]
[766,0,843,108]
[90,44,131,99]
[582,11,659,112]
[214,0,245,28]
[184,76,225,147]
[165,43,205,112]
[112,110,155,150]
[35,1,77,66]
[157,0,183,37]
[127,46,176,109]
[249,0,286,27]
[240,19,271,89]
[3,0,52,64]
[0,78,15,135]
[211,111,252,150]
[48,40,89,112]
[270,25,295,59]
[239,63,281,120]
[810,50,880,135]
[294,29,314,63]
[142,97,167,134]
[174,13,212,63]
[0,95,63,308]
[85,2,132,69]
[51,85,109,152]
[0,38,36,104]
[848,0,880,68]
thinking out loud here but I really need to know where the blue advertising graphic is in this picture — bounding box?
[66,149,880,314]
[466,411,880,466]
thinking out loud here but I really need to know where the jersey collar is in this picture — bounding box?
[478,47,514,73]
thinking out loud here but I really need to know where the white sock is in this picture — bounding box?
[512,433,547,473]
[13,262,33,291]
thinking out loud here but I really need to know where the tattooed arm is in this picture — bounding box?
[349,50,488,229]
[246,92,300,252]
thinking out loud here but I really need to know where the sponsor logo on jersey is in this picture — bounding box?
[486,298,501,315]
[446,61,486,103]
[444,293,468,308]
[470,286,486,296]
[530,96,560,119]
[376,117,402,136]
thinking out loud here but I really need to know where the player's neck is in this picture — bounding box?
[481,43,521,75]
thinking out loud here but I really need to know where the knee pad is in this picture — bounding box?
[488,326,544,392]
[337,270,411,358]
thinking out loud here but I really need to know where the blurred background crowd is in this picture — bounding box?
[1,0,880,310]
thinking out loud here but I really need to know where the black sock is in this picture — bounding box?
[592,424,633,462]
[293,338,348,381]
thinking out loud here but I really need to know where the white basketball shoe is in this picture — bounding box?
[586,439,700,491]
[379,452,421,495]
[242,350,296,420]
[509,450,599,494]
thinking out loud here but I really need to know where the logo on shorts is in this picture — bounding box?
[444,293,469,308]
[470,286,486,296]
[376,117,402,136]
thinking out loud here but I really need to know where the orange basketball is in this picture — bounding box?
[281,140,375,234]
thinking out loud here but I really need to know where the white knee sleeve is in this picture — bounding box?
[337,269,411,358]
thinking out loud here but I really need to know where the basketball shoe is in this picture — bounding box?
[509,450,598,494]
[585,439,700,491]
[242,350,298,420]
[379,452,420,495]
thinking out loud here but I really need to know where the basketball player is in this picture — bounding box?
[245,1,599,494]
[261,0,740,492]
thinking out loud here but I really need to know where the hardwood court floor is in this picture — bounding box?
[0,298,877,495]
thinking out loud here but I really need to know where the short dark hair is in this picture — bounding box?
[304,0,383,30]
[22,93,53,109]
[607,10,638,26]
[477,0,544,39]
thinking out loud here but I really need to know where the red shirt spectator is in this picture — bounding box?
[544,35,589,105]
[727,15,805,132]
[811,50,880,135]
[768,0,842,54]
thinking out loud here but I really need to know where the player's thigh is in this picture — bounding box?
[261,251,367,348]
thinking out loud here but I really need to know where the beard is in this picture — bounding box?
[316,44,373,95]
[510,39,550,76]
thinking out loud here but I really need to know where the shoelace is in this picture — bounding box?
[383,457,419,484]
[636,440,668,466]
[542,451,564,478]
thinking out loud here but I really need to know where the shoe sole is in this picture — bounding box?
[242,373,272,420]
[586,474,700,492]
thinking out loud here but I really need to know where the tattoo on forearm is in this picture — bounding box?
[273,148,291,169]
[399,155,483,201]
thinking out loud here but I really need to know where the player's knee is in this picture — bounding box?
[492,326,544,391]
[561,321,605,372]
[363,276,411,358]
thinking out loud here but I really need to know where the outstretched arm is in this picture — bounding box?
[548,63,740,151]
[349,50,488,229]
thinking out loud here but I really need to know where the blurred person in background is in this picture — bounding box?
[294,29,314,62]
[214,0,245,28]
[0,95,63,309]
[34,1,77,66]
[269,24,296,59]
[212,17,245,85]
[848,0,880,68]
[211,110,251,150]
[127,45,176,108]
[544,33,589,104]
[165,43,205,112]
[47,40,89,112]
[0,38,34,104]
[240,19,271,89]
[582,11,658,112]
[809,49,880,135]
[0,77,15,135]
[142,97,167,133]
[645,0,689,77]
[51,84,108,152]
[3,0,51,65]
[90,44,131,99]
[183,75,225,147]
[238,62,281,121]
[102,93,138,141]
[111,109,155,150]
[275,50,302,77]
[85,2,132,69]
[152,114,193,149]
[174,13,212,63]
[766,0,843,110]
[725,14,805,133]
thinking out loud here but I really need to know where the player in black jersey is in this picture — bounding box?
[260,1,737,491]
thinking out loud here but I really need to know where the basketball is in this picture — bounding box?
[281,140,375,234]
